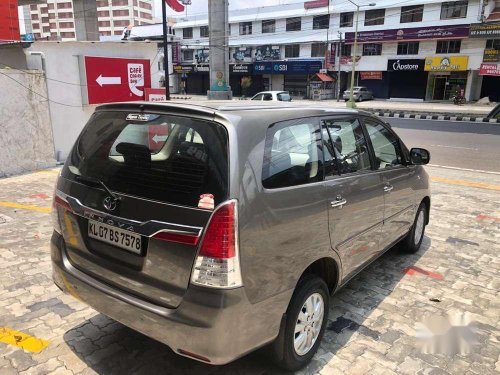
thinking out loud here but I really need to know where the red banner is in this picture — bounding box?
[165,0,185,12]
[360,71,383,80]
[0,0,20,43]
[479,63,500,76]
[304,0,328,9]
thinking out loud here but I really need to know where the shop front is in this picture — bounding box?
[479,63,500,101]
[253,60,322,98]
[228,63,264,97]
[424,56,469,101]
[173,64,209,95]
[387,59,427,99]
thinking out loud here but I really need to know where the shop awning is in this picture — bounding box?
[315,73,334,82]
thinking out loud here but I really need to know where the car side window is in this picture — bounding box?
[252,94,263,101]
[364,119,403,169]
[263,94,273,101]
[321,117,372,175]
[262,118,323,188]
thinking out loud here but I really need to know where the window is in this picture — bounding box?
[311,43,326,57]
[69,112,229,207]
[362,43,382,56]
[262,119,323,188]
[436,40,461,53]
[182,50,194,61]
[364,120,402,169]
[286,17,301,32]
[364,9,385,26]
[262,19,275,33]
[340,12,354,27]
[252,94,263,101]
[486,39,500,50]
[341,44,352,56]
[200,26,209,38]
[400,5,423,23]
[239,22,252,35]
[277,92,291,101]
[397,41,419,55]
[183,27,193,39]
[113,9,129,16]
[262,93,273,101]
[285,44,300,58]
[321,118,371,175]
[440,1,468,19]
[313,14,329,30]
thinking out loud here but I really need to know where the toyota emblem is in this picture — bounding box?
[103,196,118,211]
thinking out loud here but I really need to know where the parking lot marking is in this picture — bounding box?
[403,266,444,280]
[0,201,51,213]
[0,327,49,353]
[430,177,500,191]
[30,193,50,199]
[476,214,500,222]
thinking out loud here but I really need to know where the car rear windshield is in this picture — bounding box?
[63,111,229,208]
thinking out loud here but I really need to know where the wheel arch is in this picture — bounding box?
[298,256,341,296]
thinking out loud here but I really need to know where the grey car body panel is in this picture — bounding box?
[52,101,430,364]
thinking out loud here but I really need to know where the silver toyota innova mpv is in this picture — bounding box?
[51,102,431,370]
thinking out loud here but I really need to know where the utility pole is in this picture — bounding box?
[346,0,375,108]
[73,0,99,41]
[161,0,171,100]
[337,31,342,102]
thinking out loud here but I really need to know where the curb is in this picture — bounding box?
[369,110,499,123]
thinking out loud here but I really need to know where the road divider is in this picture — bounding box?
[371,110,499,123]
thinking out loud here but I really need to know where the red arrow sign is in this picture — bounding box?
[83,56,151,105]
[402,266,444,280]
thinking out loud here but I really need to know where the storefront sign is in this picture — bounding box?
[360,71,383,80]
[233,47,252,63]
[340,56,361,65]
[172,43,180,64]
[469,23,500,39]
[424,56,468,71]
[173,64,194,73]
[345,24,469,43]
[230,64,253,74]
[253,60,322,75]
[387,59,425,71]
[145,88,166,102]
[194,64,209,72]
[479,63,500,76]
[255,45,281,61]
[483,49,499,63]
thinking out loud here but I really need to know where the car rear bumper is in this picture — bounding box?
[51,232,292,365]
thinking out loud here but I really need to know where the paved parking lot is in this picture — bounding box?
[0,166,498,375]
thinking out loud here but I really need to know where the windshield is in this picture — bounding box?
[63,111,229,208]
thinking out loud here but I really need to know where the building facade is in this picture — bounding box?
[127,0,499,101]
[26,0,154,41]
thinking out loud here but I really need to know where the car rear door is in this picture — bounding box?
[54,109,229,309]
[361,116,416,250]
[321,115,385,279]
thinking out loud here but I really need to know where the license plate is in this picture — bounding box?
[88,220,142,254]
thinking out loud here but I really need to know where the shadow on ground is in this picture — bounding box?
[64,237,431,375]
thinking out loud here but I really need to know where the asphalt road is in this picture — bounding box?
[386,118,500,173]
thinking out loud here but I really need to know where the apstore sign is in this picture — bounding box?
[479,63,500,76]
[387,59,425,71]
[345,24,469,43]
[80,56,151,105]
[424,56,468,72]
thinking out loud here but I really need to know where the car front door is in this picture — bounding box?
[321,116,385,280]
[362,117,416,251]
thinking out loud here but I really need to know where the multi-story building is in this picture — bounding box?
[26,0,154,41]
[129,0,500,101]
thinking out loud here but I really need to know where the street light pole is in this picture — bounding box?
[161,0,171,100]
[346,1,375,109]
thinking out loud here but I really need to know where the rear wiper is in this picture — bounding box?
[75,175,121,201]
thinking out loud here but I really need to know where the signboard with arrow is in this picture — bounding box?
[80,56,151,105]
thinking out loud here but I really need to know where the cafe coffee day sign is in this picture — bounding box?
[424,56,468,71]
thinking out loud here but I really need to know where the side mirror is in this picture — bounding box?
[410,148,430,165]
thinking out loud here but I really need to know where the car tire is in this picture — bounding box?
[271,275,330,371]
[400,202,427,253]
[358,96,363,102]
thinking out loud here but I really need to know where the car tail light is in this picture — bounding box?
[152,231,200,246]
[190,200,243,288]
[52,190,71,234]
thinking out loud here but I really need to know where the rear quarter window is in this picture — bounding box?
[63,111,229,208]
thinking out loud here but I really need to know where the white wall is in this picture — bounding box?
[26,41,159,161]
[0,69,55,177]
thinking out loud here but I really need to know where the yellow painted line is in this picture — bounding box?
[34,169,60,174]
[0,327,49,353]
[431,176,500,191]
[0,201,51,213]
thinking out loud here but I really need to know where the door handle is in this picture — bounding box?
[331,196,347,208]
[384,184,394,193]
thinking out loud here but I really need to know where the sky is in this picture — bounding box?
[153,0,306,19]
